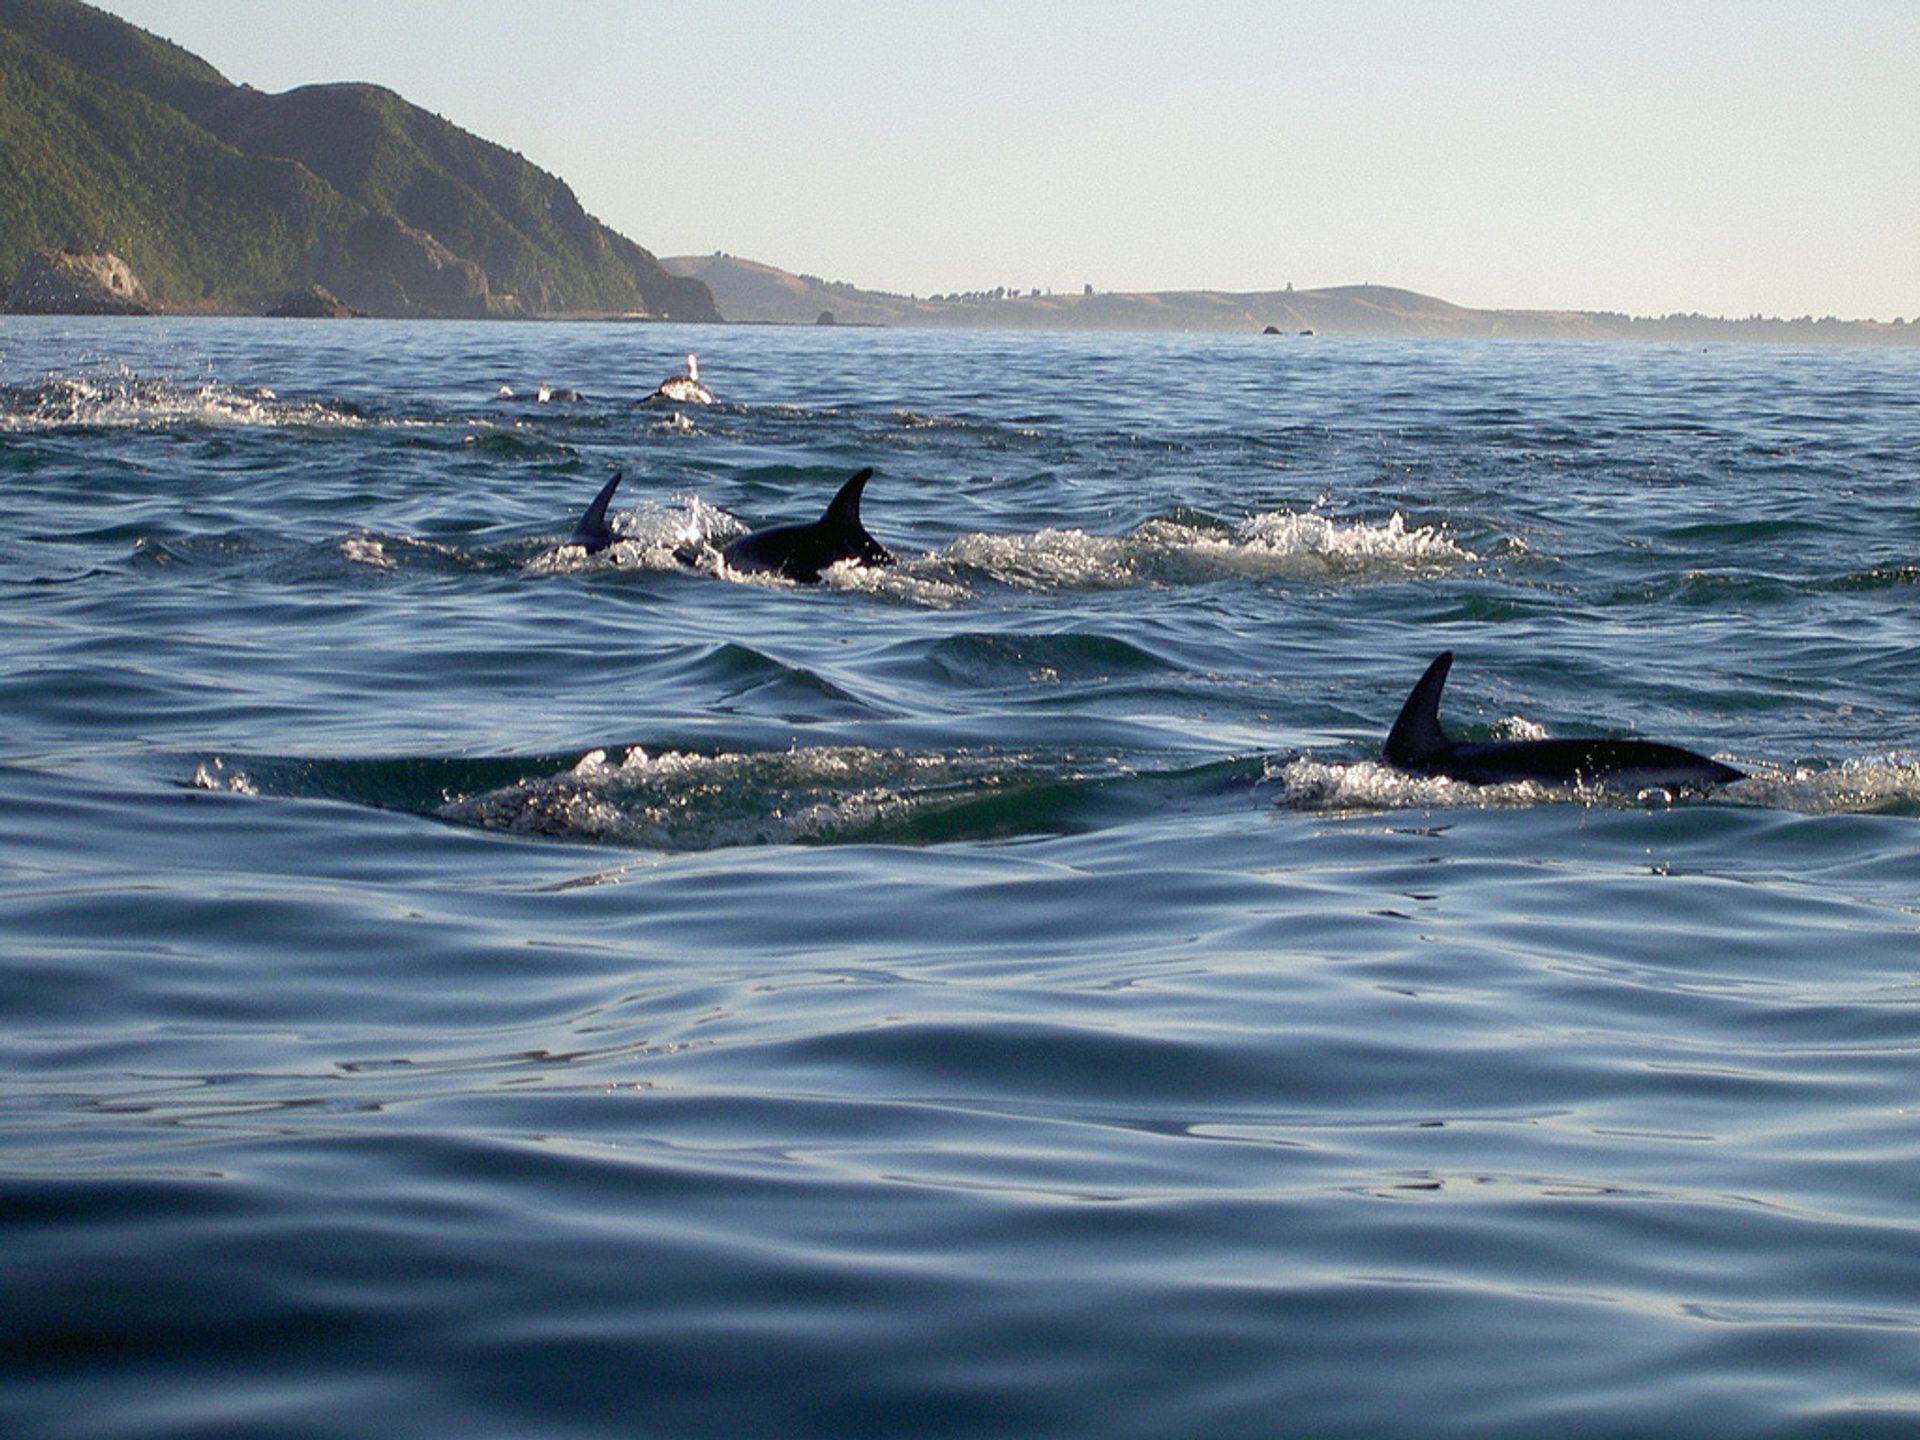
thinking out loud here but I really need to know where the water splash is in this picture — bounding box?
[0,370,363,431]
[525,494,741,573]
[1269,753,1920,816]
[437,744,1123,848]
[944,508,1471,590]
[188,744,1190,850]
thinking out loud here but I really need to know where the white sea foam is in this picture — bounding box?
[943,508,1472,590]
[1270,756,1561,813]
[438,744,981,848]
[526,497,1465,600]
[0,371,362,431]
[1730,756,1920,816]
[820,558,972,608]
[1269,752,1920,816]
[525,494,741,574]
[942,528,1141,590]
[189,757,258,795]
[338,534,397,570]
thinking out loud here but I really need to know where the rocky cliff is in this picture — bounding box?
[5,247,155,313]
[0,0,718,320]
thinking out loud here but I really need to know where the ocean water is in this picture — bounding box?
[3,316,1918,1439]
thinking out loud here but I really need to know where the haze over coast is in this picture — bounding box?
[661,253,1917,345]
[4,0,1913,340]
[82,0,1918,328]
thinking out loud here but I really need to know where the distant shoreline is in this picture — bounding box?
[7,307,1915,348]
[654,254,1920,348]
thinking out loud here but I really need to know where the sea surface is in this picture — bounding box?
[3,317,1918,1439]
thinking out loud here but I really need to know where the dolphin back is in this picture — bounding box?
[1441,738,1745,788]
[721,467,894,583]
[1381,649,1745,790]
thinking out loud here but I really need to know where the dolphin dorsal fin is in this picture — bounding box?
[823,467,876,530]
[1384,651,1455,766]
[571,472,623,551]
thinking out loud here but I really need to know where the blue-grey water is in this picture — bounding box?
[3,317,1918,1439]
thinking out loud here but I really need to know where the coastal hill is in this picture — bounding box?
[0,0,716,319]
[666,252,1918,345]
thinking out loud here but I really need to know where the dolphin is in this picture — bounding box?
[568,472,624,554]
[719,467,895,584]
[1382,651,1745,790]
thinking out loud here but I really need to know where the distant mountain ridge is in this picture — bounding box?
[666,253,1918,345]
[0,0,716,319]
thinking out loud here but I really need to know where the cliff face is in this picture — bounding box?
[0,0,718,319]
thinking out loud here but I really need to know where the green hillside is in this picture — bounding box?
[0,0,226,113]
[0,27,358,304]
[196,81,711,318]
[0,0,716,318]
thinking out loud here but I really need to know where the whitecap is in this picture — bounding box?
[438,744,981,849]
[1269,755,1559,813]
[1,370,363,431]
[1268,752,1920,817]
[1729,757,1920,816]
[941,509,1472,591]
[525,494,741,574]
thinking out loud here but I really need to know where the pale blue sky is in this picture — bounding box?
[95,1,1918,319]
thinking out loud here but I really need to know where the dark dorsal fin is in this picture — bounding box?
[570,472,622,553]
[1383,651,1455,766]
[823,467,875,531]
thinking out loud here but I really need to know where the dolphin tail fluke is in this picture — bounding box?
[571,472,623,553]
[1384,651,1454,767]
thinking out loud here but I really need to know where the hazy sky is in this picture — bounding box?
[93,0,1918,319]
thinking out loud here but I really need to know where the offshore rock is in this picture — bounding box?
[6,249,157,315]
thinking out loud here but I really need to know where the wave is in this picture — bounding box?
[1824,565,1920,594]
[189,745,1247,849]
[922,632,1182,689]
[941,509,1472,591]
[189,733,1920,847]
